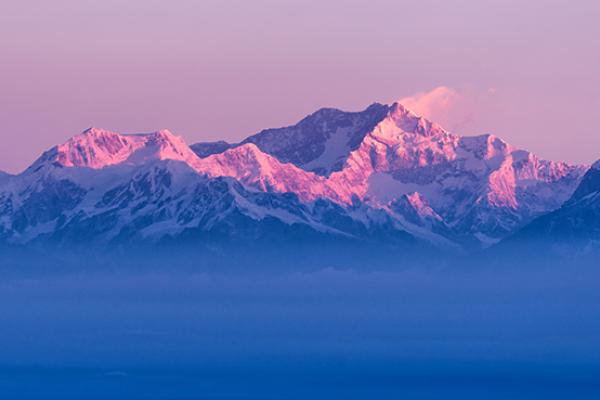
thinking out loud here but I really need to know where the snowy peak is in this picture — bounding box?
[125,129,201,166]
[389,102,418,118]
[199,143,278,177]
[386,102,448,138]
[196,143,343,203]
[29,128,202,172]
[237,102,390,176]
[54,127,145,168]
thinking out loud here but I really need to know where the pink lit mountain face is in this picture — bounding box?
[0,103,589,252]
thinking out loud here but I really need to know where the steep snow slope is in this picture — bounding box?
[503,160,600,251]
[566,159,600,204]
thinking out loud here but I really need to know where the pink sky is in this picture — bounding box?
[1,0,599,173]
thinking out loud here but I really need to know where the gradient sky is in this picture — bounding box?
[1,0,599,173]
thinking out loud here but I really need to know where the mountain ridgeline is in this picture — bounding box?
[0,102,596,269]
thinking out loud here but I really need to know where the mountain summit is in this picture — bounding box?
[29,127,198,171]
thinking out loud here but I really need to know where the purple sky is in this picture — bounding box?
[1,0,599,173]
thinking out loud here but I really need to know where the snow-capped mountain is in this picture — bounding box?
[500,160,600,256]
[191,102,587,248]
[0,101,589,253]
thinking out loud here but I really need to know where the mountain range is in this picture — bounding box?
[0,101,596,263]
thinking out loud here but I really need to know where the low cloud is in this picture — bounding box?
[399,86,462,121]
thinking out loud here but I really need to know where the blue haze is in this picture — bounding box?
[1,263,600,399]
